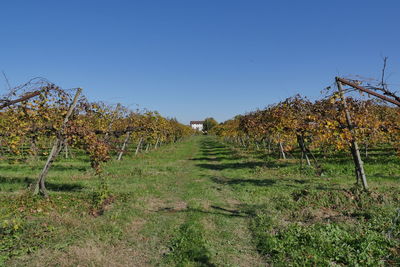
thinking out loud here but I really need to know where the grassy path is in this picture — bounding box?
[5,135,400,266]
[126,136,265,266]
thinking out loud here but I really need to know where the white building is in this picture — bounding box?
[190,121,204,131]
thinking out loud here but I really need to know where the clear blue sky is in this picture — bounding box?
[1,0,399,124]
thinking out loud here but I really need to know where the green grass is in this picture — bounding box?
[0,136,399,266]
[165,213,213,267]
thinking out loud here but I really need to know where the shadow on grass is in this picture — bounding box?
[0,164,89,172]
[156,205,251,218]
[197,138,298,171]
[200,151,237,157]
[46,165,89,172]
[369,174,400,181]
[196,161,266,171]
[253,145,400,167]
[156,203,270,219]
[0,176,84,192]
[189,156,234,162]
[211,176,276,187]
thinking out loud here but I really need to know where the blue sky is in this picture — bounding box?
[1,0,399,124]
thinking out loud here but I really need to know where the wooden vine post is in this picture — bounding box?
[117,131,131,160]
[335,78,368,190]
[135,137,143,155]
[297,135,311,166]
[33,88,82,197]
[154,137,160,149]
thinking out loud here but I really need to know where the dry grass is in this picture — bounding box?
[9,240,151,267]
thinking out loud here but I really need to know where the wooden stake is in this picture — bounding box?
[117,131,131,160]
[34,88,82,196]
[135,137,143,156]
[154,137,160,149]
[336,79,368,190]
[64,141,69,159]
[297,135,311,166]
[279,142,286,159]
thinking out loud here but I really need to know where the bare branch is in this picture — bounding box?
[380,56,388,90]
[2,71,12,91]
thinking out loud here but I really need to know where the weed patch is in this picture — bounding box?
[252,218,397,266]
[165,214,215,266]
